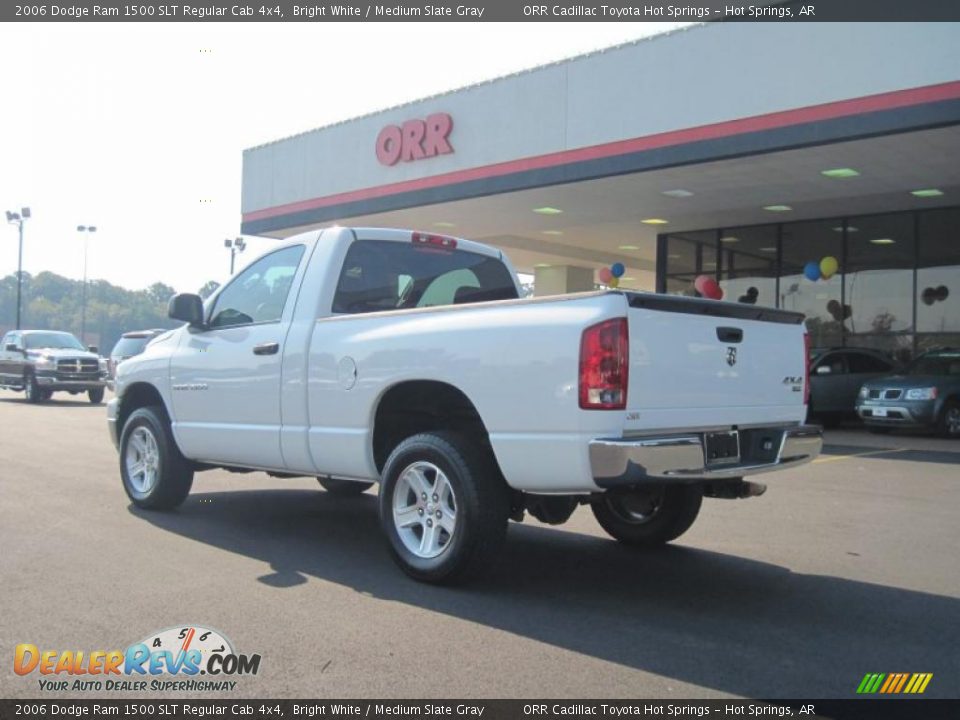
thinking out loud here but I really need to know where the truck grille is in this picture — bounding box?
[56,358,99,378]
[868,389,902,400]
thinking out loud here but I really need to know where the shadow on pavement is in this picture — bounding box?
[133,489,959,698]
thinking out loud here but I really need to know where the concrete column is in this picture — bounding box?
[533,265,596,297]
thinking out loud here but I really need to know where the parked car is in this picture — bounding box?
[857,348,960,437]
[0,330,108,404]
[109,329,167,382]
[108,227,821,584]
[808,347,899,426]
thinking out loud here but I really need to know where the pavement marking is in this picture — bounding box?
[813,448,908,464]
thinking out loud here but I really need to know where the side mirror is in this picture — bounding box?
[5,343,18,353]
[816,365,832,375]
[168,293,206,328]
[87,345,99,354]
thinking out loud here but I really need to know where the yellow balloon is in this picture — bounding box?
[820,256,839,279]
[608,276,620,288]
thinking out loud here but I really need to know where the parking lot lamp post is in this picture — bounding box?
[225,236,246,275]
[77,225,97,343]
[5,207,30,330]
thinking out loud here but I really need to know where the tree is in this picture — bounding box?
[198,280,221,299]
[147,282,177,305]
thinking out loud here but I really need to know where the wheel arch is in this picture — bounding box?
[371,380,500,476]
[117,382,170,437]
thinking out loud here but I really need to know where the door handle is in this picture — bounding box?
[716,327,743,343]
[252,342,280,356]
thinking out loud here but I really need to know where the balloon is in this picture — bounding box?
[694,275,712,295]
[610,262,625,278]
[598,267,612,284]
[608,276,620,288]
[699,277,723,300]
[820,256,838,279]
[922,288,936,306]
[804,261,821,282]
[827,299,840,313]
[935,285,949,301]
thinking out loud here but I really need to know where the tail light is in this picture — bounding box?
[579,318,629,410]
[803,332,811,406]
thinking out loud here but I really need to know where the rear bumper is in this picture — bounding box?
[589,424,822,487]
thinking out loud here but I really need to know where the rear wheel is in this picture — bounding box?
[379,432,509,584]
[88,388,105,404]
[24,374,42,404]
[937,399,960,438]
[317,477,373,496]
[120,406,193,510]
[591,485,703,547]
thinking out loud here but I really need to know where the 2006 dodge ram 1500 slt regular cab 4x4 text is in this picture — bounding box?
[108,227,822,583]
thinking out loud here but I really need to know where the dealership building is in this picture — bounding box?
[241,22,960,359]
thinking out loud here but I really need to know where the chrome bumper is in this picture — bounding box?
[590,425,822,487]
[107,398,120,450]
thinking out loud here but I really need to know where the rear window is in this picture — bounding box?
[906,352,960,376]
[332,239,517,315]
[112,336,151,357]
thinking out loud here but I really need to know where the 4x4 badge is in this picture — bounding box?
[726,347,738,367]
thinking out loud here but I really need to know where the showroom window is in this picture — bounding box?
[717,224,779,307]
[780,220,843,348]
[917,207,960,335]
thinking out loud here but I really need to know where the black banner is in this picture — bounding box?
[4,0,960,23]
[1,700,959,720]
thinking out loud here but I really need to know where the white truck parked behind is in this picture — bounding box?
[108,227,821,583]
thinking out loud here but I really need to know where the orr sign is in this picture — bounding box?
[376,113,454,166]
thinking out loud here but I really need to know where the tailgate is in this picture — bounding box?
[623,294,807,430]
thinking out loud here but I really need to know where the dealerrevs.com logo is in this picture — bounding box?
[14,625,261,692]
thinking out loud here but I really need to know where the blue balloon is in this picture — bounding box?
[804,261,821,282]
[611,262,625,278]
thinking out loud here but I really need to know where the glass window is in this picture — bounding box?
[111,336,152,358]
[209,245,305,328]
[780,220,843,347]
[717,225,779,307]
[845,213,915,336]
[332,240,517,314]
[917,207,960,333]
[663,231,717,296]
[23,332,85,350]
[846,351,894,374]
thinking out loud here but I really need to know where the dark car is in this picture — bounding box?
[0,330,108,403]
[856,348,960,437]
[808,347,899,426]
[108,329,166,381]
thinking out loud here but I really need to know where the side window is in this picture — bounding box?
[848,353,893,374]
[209,245,305,329]
[816,353,846,375]
[418,269,481,308]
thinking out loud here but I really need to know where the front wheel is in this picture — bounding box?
[318,477,373,496]
[88,388,105,404]
[937,400,960,438]
[120,406,193,510]
[24,374,42,404]
[591,485,703,547]
[379,432,510,584]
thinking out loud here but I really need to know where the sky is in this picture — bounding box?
[0,22,689,294]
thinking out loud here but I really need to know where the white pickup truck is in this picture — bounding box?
[108,227,821,583]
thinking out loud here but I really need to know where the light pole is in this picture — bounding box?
[224,236,246,275]
[5,207,31,330]
[77,225,97,343]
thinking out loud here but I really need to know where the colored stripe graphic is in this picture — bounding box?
[857,672,932,694]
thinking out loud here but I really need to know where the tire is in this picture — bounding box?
[88,388,105,404]
[24,373,42,404]
[591,485,703,547]
[379,432,510,584]
[40,389,53,402]
[317,477,374,496]
[937,399,960,439]
[120,405,193,510]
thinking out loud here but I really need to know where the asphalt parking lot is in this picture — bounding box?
[1,390,958,700]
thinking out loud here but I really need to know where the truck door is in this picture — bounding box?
[169,245,305,469]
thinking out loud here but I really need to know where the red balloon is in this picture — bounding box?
[598,267,613,284]
[694,275,712,295]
